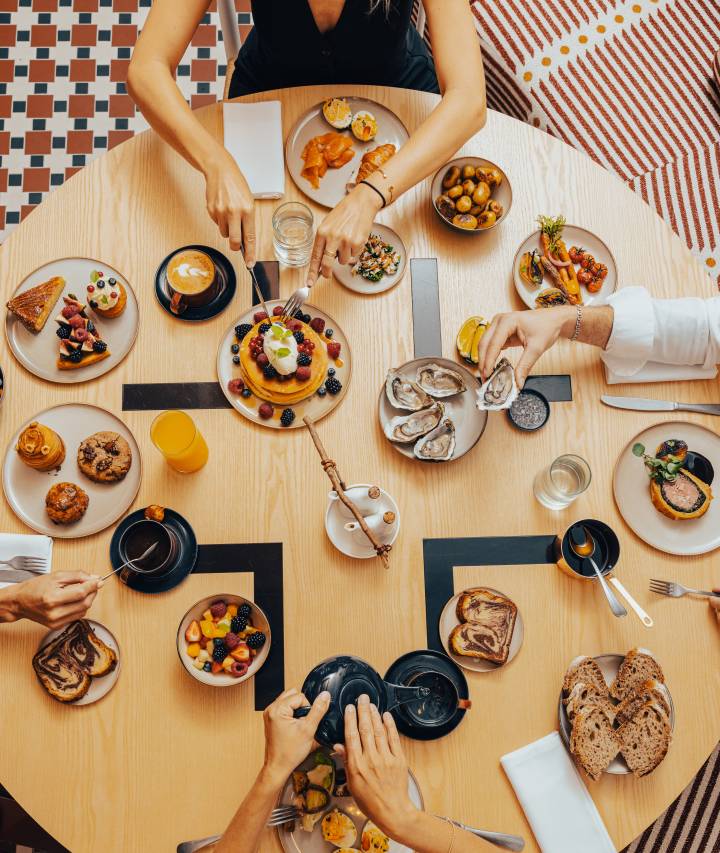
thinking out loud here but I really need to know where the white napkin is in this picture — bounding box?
[0,533,52,589]
[501,732,615,853]
[223,101,285,199]
[604,362,718,385]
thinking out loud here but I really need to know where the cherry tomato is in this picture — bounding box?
[568,246,584,264]
[595,263,608,280]
[587,278,603,293]
[579,254,595,270]
[577,269,594,286]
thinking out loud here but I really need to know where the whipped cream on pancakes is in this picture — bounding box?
[263,322,298,375]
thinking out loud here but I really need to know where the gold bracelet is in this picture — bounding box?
[570,304,583,342]
[370,168,395,205]
[437,816,457,853]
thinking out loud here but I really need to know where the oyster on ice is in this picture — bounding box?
[414,419,456,462]
[415,363,466,398]
[385,368,432,411]
[477,358,519,411]
[384,402,445,444]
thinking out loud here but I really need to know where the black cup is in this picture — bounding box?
[119,519,177,582]
[399,670,472,727]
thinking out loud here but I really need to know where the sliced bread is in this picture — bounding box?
[615,679,671,727]
[570,706,621,781]
[611,649,665,701]
[565,681,616,724]
[562,656,609,699]
[618,700,672,777]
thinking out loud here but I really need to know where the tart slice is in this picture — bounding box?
[55,294,111,370]
[7,275,65,333]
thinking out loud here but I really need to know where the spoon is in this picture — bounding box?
[569,526,627,618]
[100,543,158,581]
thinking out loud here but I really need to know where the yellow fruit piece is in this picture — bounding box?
[456,316,487,365]
[200,620,215,638]
[193,658,205,670]
[222,656,234,671]
[227,604,238,617]
[187,643,201,658]
[202,609,212,622]
[213,623,230,638]
[197,649,210,663]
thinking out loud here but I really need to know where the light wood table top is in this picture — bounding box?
[1,85,719,853]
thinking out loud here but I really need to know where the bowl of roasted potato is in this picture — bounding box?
[431,157,512,235]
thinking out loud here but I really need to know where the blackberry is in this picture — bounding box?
[86,321,96,334]
[235,323,253,341]
[212,644,228,662]
[231,343,239,354]
[297,352,312,367]
[238,603,252,619]
[327,367,336,377]
[293,330,305,344]
[241,388,252,398]
[263,363,278,380]
[233,355,240,365]
[280,408,295,427]
[93,340,107,354]
[230,615,248,633]
[325,328,334,338]
[246,631,266,650]
[56,325,71,339]
[68,349,84,363]
[259,322,271,334]
[317,386,327,397]
[325,377,342,395]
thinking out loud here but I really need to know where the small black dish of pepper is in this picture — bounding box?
[507,388,550,432]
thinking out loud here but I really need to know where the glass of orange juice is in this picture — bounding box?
[150,410,208,473]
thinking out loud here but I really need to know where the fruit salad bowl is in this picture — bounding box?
[176,594,271,687]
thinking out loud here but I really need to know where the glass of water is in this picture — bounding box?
[533,454,592,510]
[272,202,314,267]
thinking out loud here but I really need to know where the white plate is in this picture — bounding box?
[3,404,142,538]
[36,620,121,706]
[176,593,270,687]
[439,588,524,673]
[378,358,488,462]
[324,483,400,559]
[278,752,423,853]
[558,652,674,775]
[217,300,352,430]
[512,225,617,310]
[332,224,407,295]
[613,421,720,555]
[5,257,139,383]
[286,98,409,209]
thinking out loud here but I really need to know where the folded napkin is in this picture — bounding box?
[501,732,615,853]
[223,101,285,199]
[0,533,52,589]
[604,361,718,385]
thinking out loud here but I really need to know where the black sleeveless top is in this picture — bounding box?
[228,0,439,97]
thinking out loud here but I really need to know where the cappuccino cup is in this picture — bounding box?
[166,249,219,314]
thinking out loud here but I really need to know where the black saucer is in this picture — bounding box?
[154,244,237,322]
[384,649,469,741]
[109,508,198,593]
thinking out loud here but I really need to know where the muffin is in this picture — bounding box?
[46,482,89,525]
[16,422,65,472]
[86,270,126,318]
[77,431,132,483]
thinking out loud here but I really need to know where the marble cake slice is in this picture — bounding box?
[451,589,517,664]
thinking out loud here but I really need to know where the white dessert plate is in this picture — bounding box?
[332,223,407,295]
[439,587,524,673]
[286,97,409,209]
[3,403,142,539]
[558,652,674,775]
[217,300,351,430]
[325,483,400,559]
[36,620,121,706]
[613,421,720,555]
[378,357,488,462]
[512,225,617,310]
[5,257,139,383]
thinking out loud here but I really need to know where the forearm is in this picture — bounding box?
[0,587,19,623]
[390,809,496,852]
[556,305,614,349]
[214,765,285,853]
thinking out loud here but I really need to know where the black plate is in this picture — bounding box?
[154,245,237,322]
[109,508,198,593]
[385,649,469,741]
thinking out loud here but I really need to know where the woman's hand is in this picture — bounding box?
[336,694,417,839]
[262,688,331,781]
[478,307,577,386]
[0,572,101,628]
[307,184,383,284]
[203,151,257,265]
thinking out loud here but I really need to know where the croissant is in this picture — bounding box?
[355,143,396,183]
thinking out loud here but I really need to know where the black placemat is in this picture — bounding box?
[194,542,284,711]
[122,261,280,412]
[423,535,556,652]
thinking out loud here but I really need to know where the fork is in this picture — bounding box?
[176,807,299,852]
[280,279,314,324]
[0,556,47,573]
[649,579,720,599]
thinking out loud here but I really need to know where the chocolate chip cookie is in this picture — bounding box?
[46,482,89,525]
[77,431,132,483]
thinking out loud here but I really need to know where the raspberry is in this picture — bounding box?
[210,601,227,619]
[280,408,295,427]
[230,661,249,678]
[257,353,269,367]
[295,366,311,382]
[227,378,245,395]
[325,377,342,395]
[253,311,268,324]
[327,341,341,360]
[224,632,240,650]
[309,317,325,334]
[258,402,273,419]
[272,305,284,316]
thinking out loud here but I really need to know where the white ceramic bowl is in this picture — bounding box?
[431,157,512,235]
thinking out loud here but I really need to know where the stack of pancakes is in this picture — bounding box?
[239,319,328,405]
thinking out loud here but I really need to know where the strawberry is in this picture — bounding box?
[184,620,202,643]
[253,311,268,324]
[327,341,341,359]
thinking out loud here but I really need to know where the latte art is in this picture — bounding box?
[167,250,216,296]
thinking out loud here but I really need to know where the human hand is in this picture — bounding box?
[203,151,256,264]
[306,184,383,284]
[263,688,331,781]
[477,306,576,387]
[2,572,101,628]
[335,694,417,839]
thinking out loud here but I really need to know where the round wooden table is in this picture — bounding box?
[1,85,719,853]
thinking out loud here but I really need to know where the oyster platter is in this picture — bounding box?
[378,358,488,462]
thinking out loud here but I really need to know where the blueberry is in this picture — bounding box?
[317,386,327,397]
[325,328,334,338]
[327,367,336,377]
[108,277,116,285]
[97,281,105,289]
[231,343,239,354]
[203,662,212,672]
[213,638,224,647]
[241,388,251,398]
[233,355,240,365]
[302,313,311,324]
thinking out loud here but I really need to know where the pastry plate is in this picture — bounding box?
[36,619,121,706]
[154,244,237,322]
[512,225,617,310]
[217,300,352,430]
[439,587,524,673]
[557,652,675,775]
[613,421,720,555]
[277,752,423,853]
[378,357,488,462]
[332,223,407,295]
[5,257,139,383]
[3,404,142,539]
[286,97,409,209]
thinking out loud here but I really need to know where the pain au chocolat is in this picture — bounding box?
[450,587,517,665]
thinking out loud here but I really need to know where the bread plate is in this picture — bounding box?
[557,652,675,775]
[439,587,523,673]
[332,223,407,295]
[5,257,139,383]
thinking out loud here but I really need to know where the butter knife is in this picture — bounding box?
[601,395,720,416]
[0,568,37,583]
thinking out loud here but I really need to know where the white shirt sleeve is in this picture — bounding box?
[601,286,720,377]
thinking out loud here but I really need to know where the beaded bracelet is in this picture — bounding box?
[570,304,583,342]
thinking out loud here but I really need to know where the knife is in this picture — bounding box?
[601,395,720,416]
[0,568,37,583]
